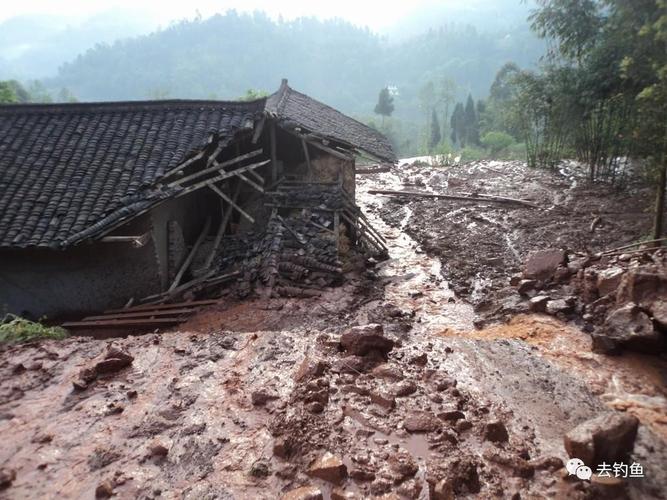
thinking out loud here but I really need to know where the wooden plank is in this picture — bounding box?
[247,167,265,185]
[62,318,184,329]
[205,142,226,167]
[174,160,270,198]
[82,308,198,321]
[203,182,241,269]
[161,150,206,179]
[252,116,266,144]
[168,217,211,292]
[209,184,255,223]
[356,166,391,175]
[169,149,264,187]
[105,299,220,313]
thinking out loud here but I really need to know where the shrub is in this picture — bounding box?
[481,131,515,156]
[0,315,69,344]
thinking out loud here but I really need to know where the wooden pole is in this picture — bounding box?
[270,121,278,183]
[652,162,666,246]
[168,217,211,292]
[302,138,313,180]
[203,182,241,269]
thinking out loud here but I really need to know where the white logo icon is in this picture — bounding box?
[566,458,592,481]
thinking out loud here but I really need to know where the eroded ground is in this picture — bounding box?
[1,161,666,499]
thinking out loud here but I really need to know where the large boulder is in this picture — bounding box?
[598,302,662,353]
[523,249,566,281]
[340,324,394,357]
[307,452,348,484]
[564,412,639,466]
[616,271,667,307]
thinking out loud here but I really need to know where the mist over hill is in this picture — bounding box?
[45,10,543,122]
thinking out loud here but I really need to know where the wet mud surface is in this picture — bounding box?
[1,161,666,499]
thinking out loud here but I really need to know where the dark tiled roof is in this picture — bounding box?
[0,100,264,248]
[266,80,396,163]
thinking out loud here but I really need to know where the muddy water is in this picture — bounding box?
[356,169,475,334]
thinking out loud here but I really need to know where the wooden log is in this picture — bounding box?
[236,172,265,193]
[302,138,313,179]
[161,150,206,179]
[270,121,278,183]
[209,184,255,223]
[356,166,391,175]
[169,149,264,187]
[168,217,211,292]
[367,189,538,208]
[82,308,198,321]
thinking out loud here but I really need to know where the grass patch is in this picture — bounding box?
[0,315,69,344]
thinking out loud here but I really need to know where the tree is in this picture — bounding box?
[481,131,514,156]
[429,109,442,152]
[239,89,268,101]
[374,87,395,125]
[464,94,480,146]
[450,102,466,146]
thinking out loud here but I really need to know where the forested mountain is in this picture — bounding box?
[48,11,544,122]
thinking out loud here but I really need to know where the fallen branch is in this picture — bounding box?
[367,189,538,208]
[601,237,667,255]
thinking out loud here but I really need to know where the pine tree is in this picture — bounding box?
[374,87,395,125]
[450,102,465,146]
[429,109,441,152]
[464,94,479,146]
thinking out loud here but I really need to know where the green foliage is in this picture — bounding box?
[238,88,269,101]
[481,131,515,155]
[464,94,480,146]
[0,315,69,344]
[374,87,395,120]
[450,102,465,146]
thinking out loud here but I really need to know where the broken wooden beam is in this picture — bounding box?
[82,308,198,322]
[356,166,391,175]
[174,159,270,197]
[203,183,241,269]
[209,184,255,223]
[168,217,211,292]
[62,318,184,329]
[105,299,220,314]
[169,149,264,187]
[367,189,538,208]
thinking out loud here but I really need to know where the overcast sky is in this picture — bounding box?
[0,0,455,30]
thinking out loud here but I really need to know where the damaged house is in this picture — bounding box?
[0,80,395,322]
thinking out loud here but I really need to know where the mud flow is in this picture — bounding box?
[1,161,666,499]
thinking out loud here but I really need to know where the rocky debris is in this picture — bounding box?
[403,411,440,433]
[307,452,348,484]
[273,436,294,459]
[294,355,328,382]
[564,412,639,466]
[371,363,403,381]
[387,451,419,483]
[438,409,465,422]
[523,249,565,281]
[529,456,564,472]
[340,324,394,358]
[483,421,509,443]
[331,488,357,500]
[0,468,16,490]
[517,279,537,296]
[370,390,396,410]
[529,295,549,312]
[72,344,134,390]
[545,297,574,315]
[595,302,661,353]
[281,486,324,500]
[483,450,535,478]
[427,456,481,497]
[392,381,417,397]
[409,353,428,366]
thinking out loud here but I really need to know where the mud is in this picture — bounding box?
[1,160,666,499]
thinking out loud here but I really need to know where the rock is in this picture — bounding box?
[0,468,16,490]
[307,452,348,484]
[616,271,667,306]
[392,381,418,397]
[404,412,440,433]
[249,460,270,478]
[529,295,550,313]
[590,475,627,497]
[597,267,625,297]
[307,402,325,414]
[371,364,404,381]
[564,412,639,466]
[529,456,563,471]
[350,466,376,482]
[456,420,473,432]
[438,409,465,422]
[332,355,368,374]
[95,480,114,499]
[509,274,523,286]
[432,479,455,500]
[388,451,419,482]
[483,421,509,443]
[517,279,537,296]
[523,249,566,281]
[95,346,134,375]
[483,450,534,478]
[294,355,327,382]
[340,324,394,357]
[600,302,661,353]
[251,389,278,406]
[281,486,324,500]
[273,436,293,458]
[410,353,428,366]
[370,390,396,410]
[546,298,573,315]
[148,442,169,458]
[648,300,667,329]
